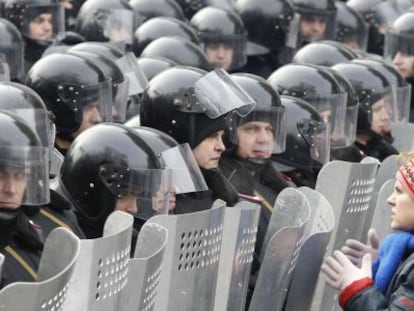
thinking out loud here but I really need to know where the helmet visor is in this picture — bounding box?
[0,58,10,82]
[102,9,135,44]
[199,32,247,70]
[23,3,64,41]
[395,83,412,123]
[159,143,208,194]
[298,9,337,42]
[304,92,349,148]
[286,13,301,49]
[0,145,49,205]
[176,68,256,118]
[227,106,287,154]
[99,164,172,219]
[112,78,130,123]
[10,108,51,149]
[57,78,113,123]
[115,53,148,96]
[297,118,330,165]
[0,41,24,80]
[384,31,414,60]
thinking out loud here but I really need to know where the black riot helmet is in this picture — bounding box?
[140,36,211,70]
[66,50,130,123]
[272,95,330,169]
[293,0,337,43]
[335,2,368,51]
[0,110,49,205]
[59,123,168,238]
[175,0,235,20]
[347,0,386,55]
[133,17,199,57]
[3,0,65,43]
[75,0,139,45]
[129,0,186,23]
[227,73,287,155]
[235,0,299,55]
[137,56,177,81]
[67,41,149,104]
[190,6,247,70]
[352,57,411,123]
[384,12,414,61]
[267,63,351,148]
[331,62,397,135]
[25,53,113,138]
[0,18,24,81]
[140,66,256,148]
[292,40,356,66]
[0,81,52,150]
[124,124,209,197]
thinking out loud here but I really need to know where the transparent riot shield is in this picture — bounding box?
[121,223,168,311]
[63,211,134,311]
[0,228,80,310]
[214,201,260,311]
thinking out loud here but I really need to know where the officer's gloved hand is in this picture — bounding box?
[322,250,372,291]
[341,228,380,268]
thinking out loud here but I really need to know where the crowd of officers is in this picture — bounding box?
[0,0,414,309]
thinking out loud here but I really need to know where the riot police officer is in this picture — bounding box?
[331,62,399,161]
[140,66,256,212]
[25,52,113,155]
[3,0,65,74]
[190,6,247,71]
[235,0,299,77]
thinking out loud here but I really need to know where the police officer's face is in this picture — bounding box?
[28,13,53,41]
[371,97,392,135]
[393,51,414,79]
[115,194,138,214]
[71,103,103,139]
[0,166,27,209]
[192,130,225,169]
[236,121,274,159]
[204,43,234,70]
[300,16,327,41]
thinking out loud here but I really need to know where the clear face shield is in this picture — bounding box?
[337,22,369,51]
[112,77,130,123]
[102,9,135,44]
[0,58,10,82]
[285,13,301,50]
[297,118,330,166]
[56,78,113,123]
[0,145,50,205]
[199,33,247,71]
[384,31,414,63]
[159,143,208,194]
[99,164,172,220]
[304,92,350,148]
[395,83,412,123]
[367,89,396,135]
[175,68,256,118]
[23,3,65,42]
[115,52,148,97]
[298,10,336,43]
[0,41,24,81]
[227,106,287,156]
